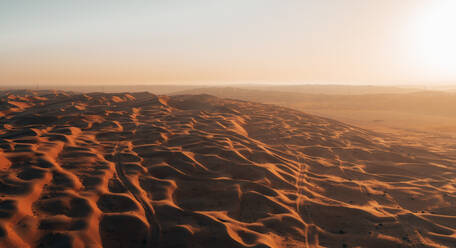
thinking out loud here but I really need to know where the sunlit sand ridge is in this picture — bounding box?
[0,90,455,247]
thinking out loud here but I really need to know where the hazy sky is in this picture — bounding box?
[1,0,455,85]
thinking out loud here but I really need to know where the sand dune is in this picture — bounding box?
[0,90,456,247]
[173,87,456,138]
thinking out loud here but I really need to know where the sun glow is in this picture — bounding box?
[410,0,456,79]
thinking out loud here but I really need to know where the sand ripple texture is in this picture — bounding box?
[0,90,456,247]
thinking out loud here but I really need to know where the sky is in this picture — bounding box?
[1,0,456,86]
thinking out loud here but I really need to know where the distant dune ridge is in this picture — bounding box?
[172,86,456,137]
[0,90,455,247]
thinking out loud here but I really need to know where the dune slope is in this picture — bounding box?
[0,90,456,247]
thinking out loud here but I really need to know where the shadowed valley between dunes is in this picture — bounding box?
[0,90,456,247]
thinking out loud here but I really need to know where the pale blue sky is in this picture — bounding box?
[1,0,454,85]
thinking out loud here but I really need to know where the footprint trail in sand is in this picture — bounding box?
[0,90,456,247]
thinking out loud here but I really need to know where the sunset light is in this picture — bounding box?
[2,1,456,247]
[410,0,456,79]
[2,1,456,85]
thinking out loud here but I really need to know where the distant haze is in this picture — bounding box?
[1,0,456,85]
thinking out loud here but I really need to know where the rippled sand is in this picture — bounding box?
[0,90,455,247]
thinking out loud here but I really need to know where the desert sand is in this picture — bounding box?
[173,87,456,138]
[1,90,456,247]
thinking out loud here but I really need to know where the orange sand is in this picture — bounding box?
[0,90,455,247]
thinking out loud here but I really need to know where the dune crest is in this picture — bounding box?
[0,91,455,247]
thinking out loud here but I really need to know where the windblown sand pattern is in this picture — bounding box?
[0,90,456,247]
